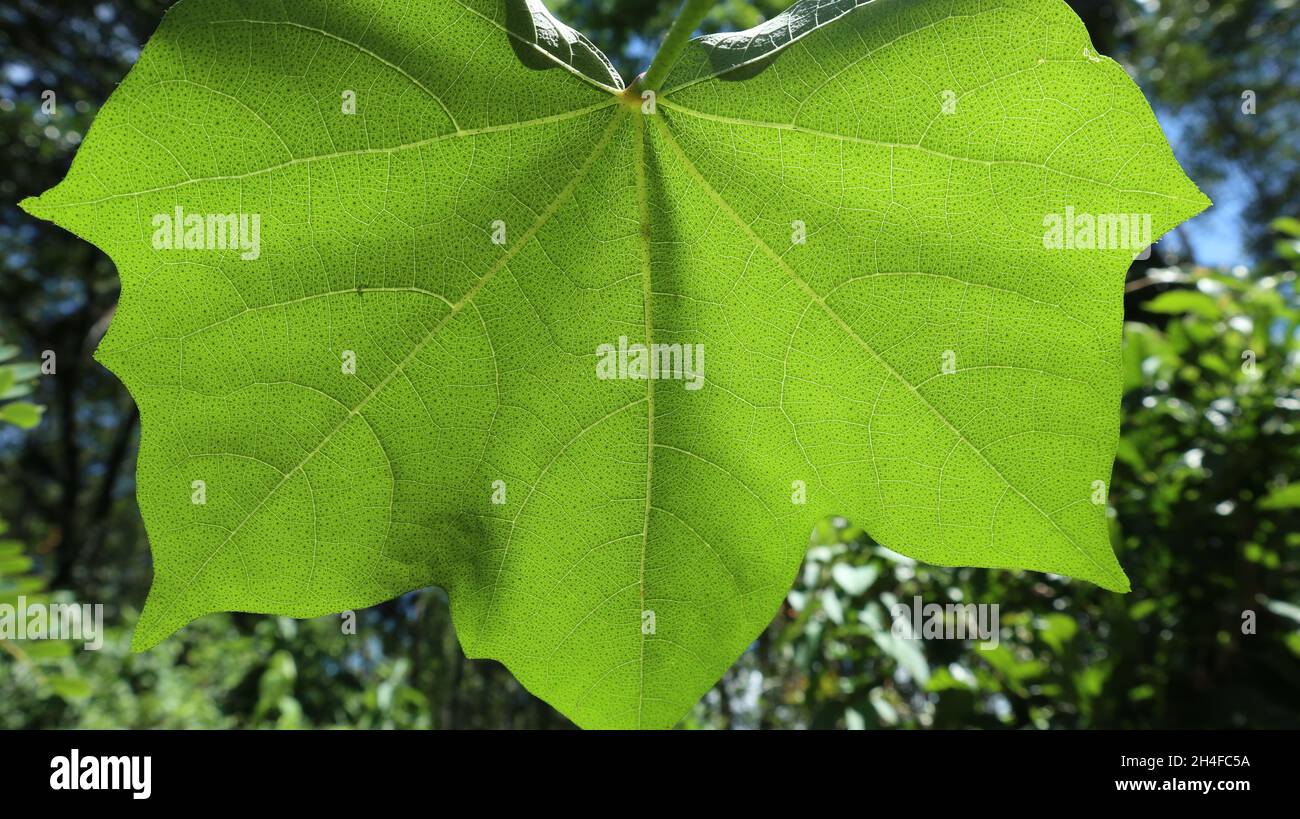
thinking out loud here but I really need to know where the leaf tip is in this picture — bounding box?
[17,195,45,220]
[130,593,180,652]
[128,626,160,653]
[1103,567,1132,594]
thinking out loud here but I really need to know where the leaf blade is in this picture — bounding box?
[19,0,1210,728]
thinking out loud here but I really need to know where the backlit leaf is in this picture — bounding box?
[20,0,1207,727]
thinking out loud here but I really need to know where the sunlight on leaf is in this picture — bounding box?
[20,0,1207,727]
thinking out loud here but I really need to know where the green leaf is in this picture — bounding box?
[1270,216,1300,238]
[0,382,33,401]
[0,401,44,430]
[0,362,40,401]
[1259,483,1300,510]
[1128,598,1159,620]
[46,675,93,700]
[1037,612,1078,653]
[18,640,71,662]
[0,555,35,575]
[4,362,40,381]
[1144,289,1221,321]
[19,0,1207,728]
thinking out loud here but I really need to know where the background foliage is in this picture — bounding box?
[1,0,1296,729]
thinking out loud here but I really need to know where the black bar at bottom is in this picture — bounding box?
[0,728,1287,805]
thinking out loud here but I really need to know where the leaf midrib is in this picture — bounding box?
[633,109,655,730]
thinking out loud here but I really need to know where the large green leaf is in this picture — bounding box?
[20,0,1208,728]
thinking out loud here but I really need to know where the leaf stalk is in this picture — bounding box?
[640,0,716,92]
